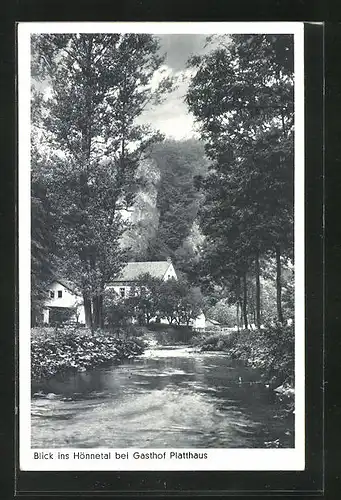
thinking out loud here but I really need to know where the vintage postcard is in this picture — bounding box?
[18,21,305,471]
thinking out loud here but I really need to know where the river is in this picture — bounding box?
[31,345,294,448]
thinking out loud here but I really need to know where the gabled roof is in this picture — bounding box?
[47,261,175,293]
[206,318,221,326]
[49,278,82,296]
[112,261,174,282]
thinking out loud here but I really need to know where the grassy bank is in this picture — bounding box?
[31,326,145,381]
[194,325,294,394]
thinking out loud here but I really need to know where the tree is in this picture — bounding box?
[186,34,294,324]
[158,277,204,326]
[205,299,237,327]
[102,288,134,328]
[157,279,181,325]
[176,285,205,326]
[31,140,56,326]
[261,258,294,325]
[31,34,173,330]
[127,273,162,325]
[282,266,294,321]
[193,231,253,329]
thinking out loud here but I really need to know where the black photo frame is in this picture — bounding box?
[1,4,328,497]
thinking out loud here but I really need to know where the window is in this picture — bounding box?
[119,287,125,298]
[58,290,63,298]
[50,291,55,299]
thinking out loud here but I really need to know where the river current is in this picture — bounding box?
[31,345,294,448]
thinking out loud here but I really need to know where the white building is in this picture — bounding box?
[42,259,206,328]
[108,259,177,298]
[42,279,85,325]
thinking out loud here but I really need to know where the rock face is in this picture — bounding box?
[120,157,161,259]
[120,139,210,262]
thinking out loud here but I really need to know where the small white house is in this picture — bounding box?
[42,259,205,328]
[43,279,85,325]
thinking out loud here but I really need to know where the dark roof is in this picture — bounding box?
[112,261,173,282]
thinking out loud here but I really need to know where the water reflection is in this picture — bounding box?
[31,346,294,448]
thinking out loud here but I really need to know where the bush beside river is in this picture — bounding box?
[194,325,294,396]
[31,326,145,381]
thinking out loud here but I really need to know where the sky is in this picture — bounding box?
[33,33,219,141]
[137,34,211,140]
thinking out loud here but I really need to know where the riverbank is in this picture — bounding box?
[192,325,295,399]
[31,324,295,401]
[31,326,145,381]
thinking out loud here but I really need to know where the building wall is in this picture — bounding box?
[191,312,206,329]
[43,282,85,325]
[163,263,177,281]
[45,282,82,308]
[107,284,132,299]
[108,263,177,299]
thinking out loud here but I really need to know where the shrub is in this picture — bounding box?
[200,331,239,351]
[103,289,134,328]
[197,325,294,386]
[31,326,144,381]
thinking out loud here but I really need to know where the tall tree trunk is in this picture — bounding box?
[275,244,284,323]
[99,294,104,329]
[31,308,37,328]
[92,296,98,329]
[79,47,94,331]
[236,302,240,332]
[92,293,102,329]
[255,250,261,329]
[83,293,93,330]
[242,272,248,329]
